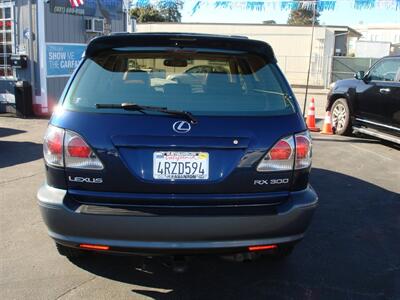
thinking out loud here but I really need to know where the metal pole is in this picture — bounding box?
[28,0,36,102]
[302,1,316,118]
[1,7,5,77]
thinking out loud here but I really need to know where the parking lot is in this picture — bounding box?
[1,116,399,299]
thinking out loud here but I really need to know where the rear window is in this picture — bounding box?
[63,49,296,116]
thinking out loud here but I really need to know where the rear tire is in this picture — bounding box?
[56,243,86,258]
[331,98,352,135]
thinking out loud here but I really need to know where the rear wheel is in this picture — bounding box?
[56,243,86,258]
[331,98,352,135]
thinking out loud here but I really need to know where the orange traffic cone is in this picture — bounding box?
[321,111,334,135]
[306,97,320,132]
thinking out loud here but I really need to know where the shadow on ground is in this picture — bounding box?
[0,127,26,138]
[69,168,400,299]
[0,141,42,168]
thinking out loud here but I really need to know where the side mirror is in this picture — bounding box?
[354,71,365,80]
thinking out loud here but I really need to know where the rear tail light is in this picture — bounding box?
[64,131,103,170]
[43,125,103,170]
[257,131,312,172]
[295,131,312,169]
[257,136,295,172]
[43,125,65,167]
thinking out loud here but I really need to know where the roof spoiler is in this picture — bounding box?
[84,33,277,63]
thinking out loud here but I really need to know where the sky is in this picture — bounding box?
[179,1,400,26]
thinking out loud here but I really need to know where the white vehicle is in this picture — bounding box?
[167,65,228,86]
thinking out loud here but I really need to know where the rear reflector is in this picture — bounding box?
[79,244,110,251]
[248,245,277,251]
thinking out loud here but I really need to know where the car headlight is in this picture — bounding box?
[329,82,336,90]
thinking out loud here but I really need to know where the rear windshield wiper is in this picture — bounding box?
[95,103,197,124]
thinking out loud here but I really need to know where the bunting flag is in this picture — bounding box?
[131,0,400,14]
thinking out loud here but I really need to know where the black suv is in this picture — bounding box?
[326,56,400,144]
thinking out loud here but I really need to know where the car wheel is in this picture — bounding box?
[331,98,352,135]
[56,243,86,258]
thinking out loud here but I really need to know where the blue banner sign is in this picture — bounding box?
[46,44,86,77]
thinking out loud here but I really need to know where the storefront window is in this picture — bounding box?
[0,4,14,79]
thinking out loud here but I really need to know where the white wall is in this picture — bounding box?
[355,24,400,44]
[355,41,391,58]
[136,23,336,87]
[323,29,335,86]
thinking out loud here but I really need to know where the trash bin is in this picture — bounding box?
[14,80,33,118]
[0,101,6,113]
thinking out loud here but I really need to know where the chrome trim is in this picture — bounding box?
[355,118,400,132]
[353,127,400,144]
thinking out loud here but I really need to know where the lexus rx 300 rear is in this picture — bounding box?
[37,33,318,259]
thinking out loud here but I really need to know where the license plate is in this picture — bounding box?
[153,151,209,180]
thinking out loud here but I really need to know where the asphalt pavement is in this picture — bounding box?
[1,116,399,300]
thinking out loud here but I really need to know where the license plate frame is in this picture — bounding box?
[153,151,209,180]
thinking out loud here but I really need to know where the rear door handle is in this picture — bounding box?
[379,88,391,94]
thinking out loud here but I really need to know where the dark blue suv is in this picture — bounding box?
[37,33,318,259]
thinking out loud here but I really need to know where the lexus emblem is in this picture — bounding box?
[173,121,191,133]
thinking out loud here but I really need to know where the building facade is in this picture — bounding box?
[355,24,400,44]
[0,0,127,116]
[352,24,400,57]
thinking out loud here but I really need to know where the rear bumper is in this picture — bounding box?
[37,184,318,254]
